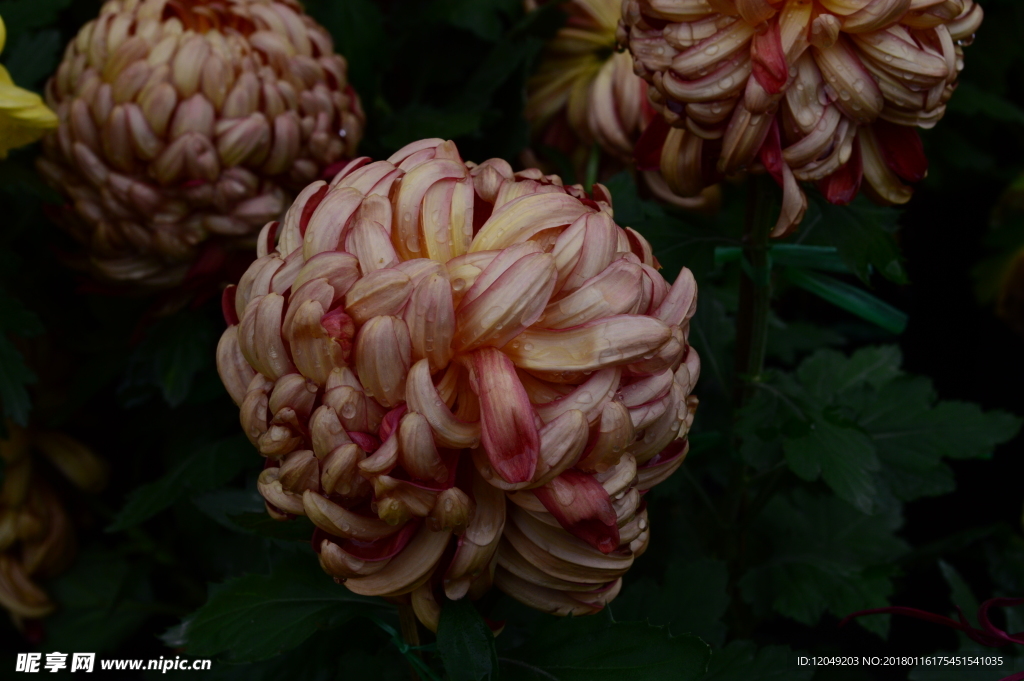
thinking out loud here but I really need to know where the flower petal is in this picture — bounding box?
[406,359,481,448]
[344,523,452,597]
[354,316,412,408]
[533,470,620,553]
[503,315,672,374]
[455,252,557,352]
[472,347,540,484]
[404,273,456,372]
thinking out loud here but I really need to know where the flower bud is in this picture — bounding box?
[37,0,365,287]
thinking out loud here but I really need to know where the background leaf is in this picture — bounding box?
[166,554,389,662]
[438,599,499,681]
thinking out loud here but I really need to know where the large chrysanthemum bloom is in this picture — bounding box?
[217,138,699,627]
[525,0,719,212]
[620,0,982,235]
[36,0,364,288]
[0,424,107,622]
[0,16,59,158]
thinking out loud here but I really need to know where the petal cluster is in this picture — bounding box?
[620,0,982,234]
[0,424,107,620]
[0,16,59,158]
[217,138,700,625]
[36,0,365,287]
[526,0,718,211]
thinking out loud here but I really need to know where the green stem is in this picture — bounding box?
[735,175,776,402]
[726,174,779,638]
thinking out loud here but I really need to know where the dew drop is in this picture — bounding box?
[341,404,356,419]
[452,278,466,291]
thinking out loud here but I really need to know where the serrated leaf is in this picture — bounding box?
[938,560,981,628]
[740,491,907,636]
[703,641,812,681]
[500,614,709,681]
[438,599,499,681]
[45,548,154,653]
[783,415,880,514]
[166,554,389,662]
[108,435,255,531]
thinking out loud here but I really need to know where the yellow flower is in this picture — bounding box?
[0,16,58,159]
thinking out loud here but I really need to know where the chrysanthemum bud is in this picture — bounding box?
[622,0,981,234]
[218,138,700,625]
[37,0,365,287]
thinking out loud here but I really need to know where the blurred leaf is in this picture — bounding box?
[805,194,907,285]
[784,268,907,335]
[108,435,254,531]
[603,171,721,281]
[191,487,316,542]
[120,310,218,408]
[0,0,71,42]
[740,490,907,637]
[46,548,155,653]
[0,288,43,425]
[303,0,387,98]
[438,599,499,681]
[0,334,36,425]
[438,0,521,42]
[4,29,62,88]
[499,613,709,681]
[164,554,389,662]
[947,82,1024,126]
[702,641,812,681]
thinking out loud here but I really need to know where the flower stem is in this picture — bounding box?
[398,603,423,681]
[735,174,776,402]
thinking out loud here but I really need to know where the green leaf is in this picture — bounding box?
[120,310,218,407]
[783,414,880,514]
[715,245,849,273]
[191,487,317,542]
[108,435,255,531]
[4,29,63,88]
[166,554,389,662]
[438,599,499,681]
[500,613,710,681]
[613,559,730,647]
[938,560,980,628]
[45,548,155,653]
[740,491,907,636]
[784,268,907,334]
[806,193,907,284]
[0,0,71,42]
[947,82,1024,126]
[0,334,36,426]
[702,641,812,681]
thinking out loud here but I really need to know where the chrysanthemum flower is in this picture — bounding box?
[217,138,699,627]
[526,0,718,211]
[620,0,982,234]
[37,0,364,287]
[0,16,59,158]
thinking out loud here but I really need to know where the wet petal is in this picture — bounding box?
[472,347,540,484]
